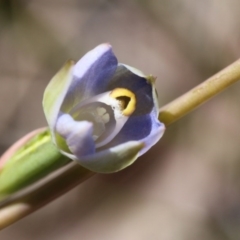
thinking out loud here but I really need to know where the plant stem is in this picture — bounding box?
[1,59,240,230]
[0,164,94,229]
[159,59,240,126]
[0,130,71,196]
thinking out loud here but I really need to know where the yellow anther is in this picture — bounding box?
[110,88,136,116]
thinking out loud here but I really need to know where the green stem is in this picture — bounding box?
[0,164,93,229]
[0,130,70,197]
[1,59,240,230]
[159,59,240,125]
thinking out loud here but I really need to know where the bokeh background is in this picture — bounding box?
[1,0,240,239]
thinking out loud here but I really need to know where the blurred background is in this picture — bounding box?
[1,0,240,239]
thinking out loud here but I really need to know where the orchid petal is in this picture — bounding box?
[56,114,95,158]
[101,111,165,153]
[138,116,165,156]
[76,141,144,173]
[106,64,154,116]
[98,64,164,153]
[121,64,146,78]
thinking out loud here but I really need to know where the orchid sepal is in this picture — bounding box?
[43,60,75,145]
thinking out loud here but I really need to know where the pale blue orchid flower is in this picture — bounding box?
[43,44,165,173]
